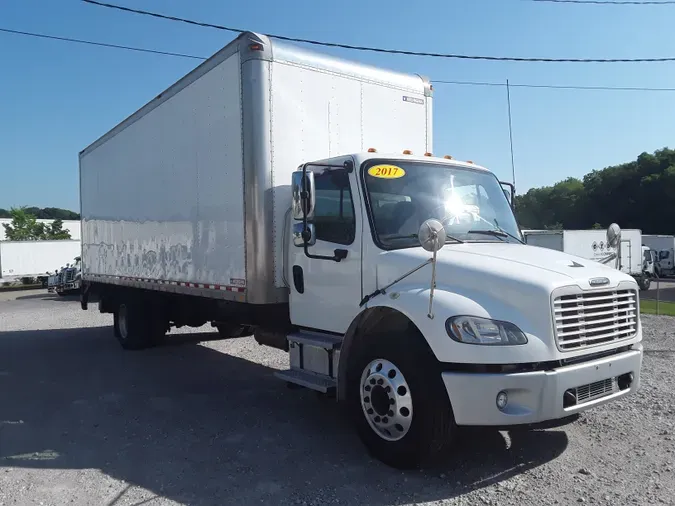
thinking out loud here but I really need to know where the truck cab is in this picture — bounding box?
[282,151,643,468]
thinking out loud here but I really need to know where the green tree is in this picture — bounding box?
[2,207,41,240]
[2,207,71,240]
[514,147,675,235]
[45,219,72,240]
[0,207,79,220]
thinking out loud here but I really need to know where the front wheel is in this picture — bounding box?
[347,330,456,469]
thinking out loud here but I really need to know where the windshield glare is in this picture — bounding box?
[363,161,521,248]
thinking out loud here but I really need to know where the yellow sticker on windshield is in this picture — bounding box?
[367,165,406,179]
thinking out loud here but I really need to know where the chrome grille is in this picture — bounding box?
[65,269,75,282]
[553,289,638,351]
[574,378,617,404]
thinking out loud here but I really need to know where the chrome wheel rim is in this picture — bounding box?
[359,359,413,442]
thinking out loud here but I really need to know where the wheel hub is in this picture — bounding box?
[359,359,413,442]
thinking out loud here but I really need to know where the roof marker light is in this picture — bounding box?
[367,148,377,153]
[443,155,453,160]
[424,152,432,157]
[403,150,412,155]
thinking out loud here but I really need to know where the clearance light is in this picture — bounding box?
[367,148,377,153]
[443,155,453,160]
[424,152,432,157]
[402,150,412,155]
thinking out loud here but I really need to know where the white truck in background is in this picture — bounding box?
[78,31,643,469]
[0,240,81,287]
[642,235,675,277]
[523,228,652,290]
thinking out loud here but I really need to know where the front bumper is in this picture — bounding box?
[442,346,642,426]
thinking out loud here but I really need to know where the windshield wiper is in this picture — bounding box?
[468,228,524,244]
[382,232,465,244]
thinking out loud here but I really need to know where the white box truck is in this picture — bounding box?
[79,32,643,469]
[0,239,81,286]
[642,234,675,277]
[523,229,651,290]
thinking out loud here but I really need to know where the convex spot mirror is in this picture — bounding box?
[293,222,316,247]
[418,219,446,253]
[607,223,621,249]
[291,170,315,221]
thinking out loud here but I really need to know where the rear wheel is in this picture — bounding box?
[114,299,167,350]
[347,329,456,469]
[215,322,254,339]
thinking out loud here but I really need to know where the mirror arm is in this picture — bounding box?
[303,242,346,262]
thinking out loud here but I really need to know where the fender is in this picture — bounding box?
[337,283,554,400]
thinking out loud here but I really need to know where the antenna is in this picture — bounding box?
[506,79,516,190]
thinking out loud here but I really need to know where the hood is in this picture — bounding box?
[375,242,637,306]
[372,242,639,364]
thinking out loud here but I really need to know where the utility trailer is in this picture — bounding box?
[523,228,651,290]
[80,32,643,469]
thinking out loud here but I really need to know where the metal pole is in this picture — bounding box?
[656,276,660,315]
[506,79,516,189]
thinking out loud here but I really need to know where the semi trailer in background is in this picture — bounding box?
[523,228,652,290]
[78,31,643,469]
[0,240,81,287]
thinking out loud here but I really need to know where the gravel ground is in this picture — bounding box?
[0,290,673,506]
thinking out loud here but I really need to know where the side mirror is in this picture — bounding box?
[293,222,316,247]
[291,170,315,221]
[499,181,515,207]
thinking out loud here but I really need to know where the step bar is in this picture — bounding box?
[275,330,342,393]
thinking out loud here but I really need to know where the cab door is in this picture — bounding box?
[288,164,363,334]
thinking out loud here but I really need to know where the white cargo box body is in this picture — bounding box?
[523,229,643,275]
[0,240,81,279]
[79,31,432,304]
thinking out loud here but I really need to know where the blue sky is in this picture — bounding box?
[2,0,674,212]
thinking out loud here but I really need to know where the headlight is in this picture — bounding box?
[445,316,528,346]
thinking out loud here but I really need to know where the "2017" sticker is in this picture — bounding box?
[367,165,406,179]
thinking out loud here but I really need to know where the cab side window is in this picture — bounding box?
[312,169,356,245]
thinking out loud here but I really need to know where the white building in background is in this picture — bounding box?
[0,219,81,241]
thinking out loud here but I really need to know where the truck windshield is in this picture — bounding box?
[362,160,522,249]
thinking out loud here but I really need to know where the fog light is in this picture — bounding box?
[496,391,508,410]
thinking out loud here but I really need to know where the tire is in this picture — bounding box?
[114,300,166,350]
[346,328,456,470]
[215,323,254,339]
